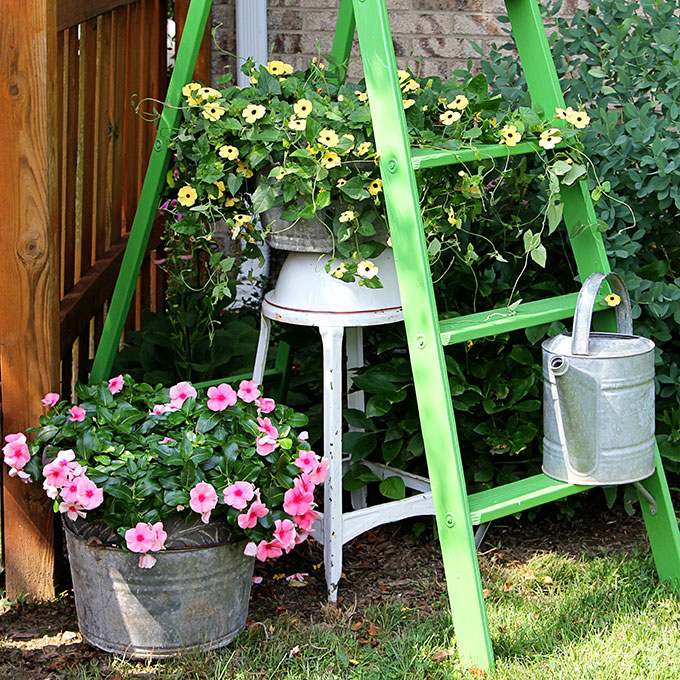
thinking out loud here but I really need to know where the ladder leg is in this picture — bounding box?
[319,325,345,601]
[638,447,680,588]
[346,327,367,511]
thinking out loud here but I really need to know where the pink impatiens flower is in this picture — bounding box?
[293,449,320,475]
[68,406,86,422]
[60,478,81,503]
[3,433,30,471]
[236,499,269,529]
[255,434,277,456]
[206,383,238,411]
[189,482,218,523]
[41,392,60,407]
[59,502,86,521]
[168,381,197,409]
[296,473,315,495]
[153,403,177,415]
[108,374,124,395]
[125,522,157,553]
[294,508,321,532]
[257,417,279,440]
[75,477,104,510]
[43,460,71,488]
[283,485,314,517]
[237,380,260,403]
[272,519,297,552]
[309,458,330,485]
[150,522,167,551]
[222,481,255,510]
[255,539,283,562]
[256,397,276,413]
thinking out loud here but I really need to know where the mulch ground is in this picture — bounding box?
[0,495,649,679]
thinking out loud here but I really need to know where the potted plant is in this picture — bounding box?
[3,376,327,658]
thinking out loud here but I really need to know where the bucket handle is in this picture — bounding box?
[572,272,633,356]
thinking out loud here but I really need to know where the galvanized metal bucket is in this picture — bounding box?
[542,271,656,485]
[64,521,254,658]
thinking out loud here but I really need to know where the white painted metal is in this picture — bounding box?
[346,327,368,511]
[235,0,268,88]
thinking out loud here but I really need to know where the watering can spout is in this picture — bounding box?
[549,356,599,476]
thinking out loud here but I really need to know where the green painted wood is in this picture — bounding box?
[350,0,495,670]
[410,140,566,170]
[638,448,680,588]
[329,0,355,84]
[468,474,591,525]
[439,294,609,345]
[89,0,213,384]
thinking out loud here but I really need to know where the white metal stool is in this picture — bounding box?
[252,250,435,600]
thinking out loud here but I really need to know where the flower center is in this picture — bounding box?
[198,494,205,502]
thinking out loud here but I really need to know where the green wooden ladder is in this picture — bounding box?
[330,0,680,670]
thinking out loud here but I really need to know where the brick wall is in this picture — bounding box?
[210,0,587,85]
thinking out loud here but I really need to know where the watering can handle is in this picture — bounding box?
[572,272,633,356]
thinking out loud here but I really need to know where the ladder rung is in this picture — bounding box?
[439,293,608,346]
[468,473,591,525]
[411,140,566,170]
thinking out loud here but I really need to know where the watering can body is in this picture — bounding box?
[542,272,656,485]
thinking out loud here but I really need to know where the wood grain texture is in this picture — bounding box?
[176,0,212,85]
[57,0,135,31]
[0,0,59,599]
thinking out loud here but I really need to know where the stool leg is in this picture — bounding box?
[346,327,367,511]
[319,325,345,602]
[252,314,271,385]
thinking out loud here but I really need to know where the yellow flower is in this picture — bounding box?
[242,104,266,123]
[439,110,461,125]
[356,141,372,156]
[438,97,448,104]
[331,263,348,278]
[448,94,469,110]
[403,98,416,109]
[605,293,621,307]
[447,206,457,225]
[234,214,252,227]
[397,70,410,83]
[337,94,345,102]
[249,75,258,85]
[224,196,239,207]
[321,151,341,169]
[236,161,253,178]
[539,128,562,149]
[355,90,368,102]
[208,180,225,199]
[275,168,291,180]
[367,179,383,196]
[336,178,347,188]
[198,86,220,100]
[357,260,379,279]
[319,129,339,147]
[288,116,307,131]
[339,210,356,223]
[402,79,419,93]
[422,105,429,112]
[294,98,313,118]
[490,117,497,126]
[567,109,590,128]
[556,106,575,120]
[499,124,522,147]
[182,82,201,98]
[266,60,294,76]
[218,145,239,160]
[231,224,241,240]
[202,104,226,121]
[305,143,318,155]
[341,134,355,152]
[177,186,197,207]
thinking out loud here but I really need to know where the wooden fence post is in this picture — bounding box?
[0,0,59,599]
[176,0,213,84]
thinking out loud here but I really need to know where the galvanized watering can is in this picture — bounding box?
[542,272,656,485]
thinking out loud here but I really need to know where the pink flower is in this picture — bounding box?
[237,380,261,403]
[252,576,263,585]
[68,406,86,422]
[189,482,218,523]
[125,522,157,553]
[168,381,197,408]
[60,479,80,503]
[297,431,309,442]
[255,434,277,456]
[76,477,104,510]
[256,397,276,414]
[59,501,86,521]
[11,468,31,483]
[296,473,315,495]
[158,437,176,445]
[3,433,30,471]
[43,461,71,488]
[255,540,283,562]
[56,449,76,465]
[294,508,321,531]
[272,519,297,552]
[285,572,308,582]
[244,541,258,557]
[206,383,237,411]
[283,485,314,517]
[223,481,255,510]
[309,458,330,485]
[150,522,167,551]
[153,403,177,415]
[108,374,124,395]
[257,417,279,440]
[237,499,269,529]
[138,553,157,569]
[295,529,311,545]
[293,449,320,475]
[43,479,60,498]
[41,392,59,407]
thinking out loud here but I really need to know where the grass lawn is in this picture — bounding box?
[2,508,679,679]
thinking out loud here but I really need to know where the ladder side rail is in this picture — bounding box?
[351,0,494,668]
[330,0,356,83]
[89,0,214,383]
[506,0,611,283]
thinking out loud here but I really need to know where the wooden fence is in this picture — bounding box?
[0,0,210,598]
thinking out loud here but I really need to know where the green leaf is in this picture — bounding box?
[251,182,277,214]
[344,431,379,461]
[547,201,563,234]
[530,244,547,267]
[379,476,406,500]
[561,163,587,186]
